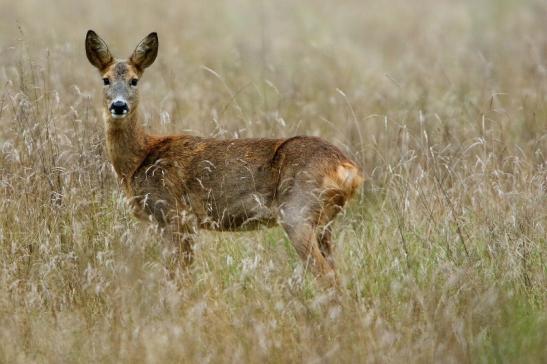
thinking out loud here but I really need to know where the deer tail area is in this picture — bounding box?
[323,161,365,200]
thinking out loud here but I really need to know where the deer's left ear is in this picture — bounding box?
[130,32,158,71]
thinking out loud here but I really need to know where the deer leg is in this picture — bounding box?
[315,186,348,271]
[145,199,196,273]
[276,168,345,287]
[163,231,194,282]
[282,221,338,287]
[163,226,195,271]
[173,232,194,268]
[279,195,338,286]
[317,224,335,270]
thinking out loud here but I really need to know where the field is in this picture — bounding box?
[0,0,545,362]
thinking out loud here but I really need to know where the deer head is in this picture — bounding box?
[85,30,158,121]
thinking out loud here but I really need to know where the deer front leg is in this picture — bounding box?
[138,193,196,275]
[153,204,197,275]
[168,230,194,267]
[163,227,195,279]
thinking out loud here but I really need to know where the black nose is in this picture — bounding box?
[110,100,129,115]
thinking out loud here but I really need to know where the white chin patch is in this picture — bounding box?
[110,110,128,119]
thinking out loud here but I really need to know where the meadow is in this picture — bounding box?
[0,0,545,362]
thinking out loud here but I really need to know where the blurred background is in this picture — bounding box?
[0,1,545,363]
[2,0,545,151]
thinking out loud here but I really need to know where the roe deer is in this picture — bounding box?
[85,30,364,285]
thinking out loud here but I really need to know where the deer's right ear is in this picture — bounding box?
[85,30,113,71]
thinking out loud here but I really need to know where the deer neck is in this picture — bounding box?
[104,110,149,183]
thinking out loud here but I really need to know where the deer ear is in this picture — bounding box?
[129,32,158,71]
[85,30,113,71]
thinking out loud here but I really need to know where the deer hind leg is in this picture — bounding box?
[316,189,348,270]
[317,223,335,269]
[281,221,337,287]
[279,190,337,286]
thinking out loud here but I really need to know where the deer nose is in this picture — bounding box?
[110,100,129,115]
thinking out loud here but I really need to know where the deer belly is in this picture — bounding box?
[194,192,278,231]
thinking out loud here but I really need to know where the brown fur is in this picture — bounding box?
[86,30,365,284]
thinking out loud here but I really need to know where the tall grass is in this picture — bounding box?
[0,0,545,362]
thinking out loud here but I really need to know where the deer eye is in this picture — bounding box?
[103,78,110,86]
[130,78,138,87]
